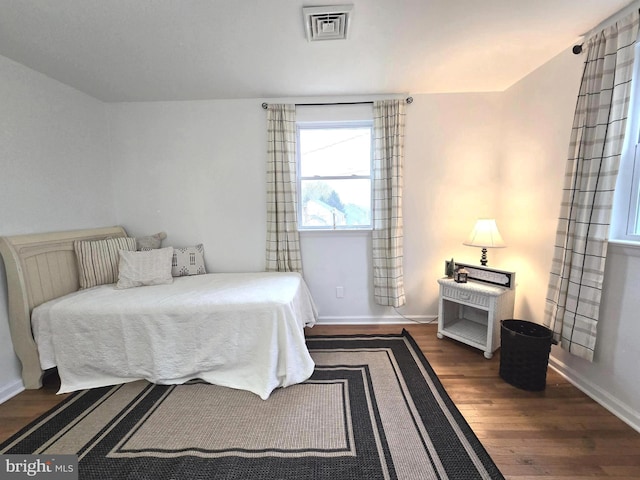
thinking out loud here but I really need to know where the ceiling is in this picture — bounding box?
[0,0,633,102]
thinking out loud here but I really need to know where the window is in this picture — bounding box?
[616,142,640,241]
[610,142,640,243]
[297,122,373,230]
[611,42,640,243]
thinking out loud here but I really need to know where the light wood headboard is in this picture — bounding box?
[0,226,127,389]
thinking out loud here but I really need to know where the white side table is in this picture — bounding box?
[437,278,515,359]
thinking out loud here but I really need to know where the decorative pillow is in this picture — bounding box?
[171,244,207,277]
[136,232,167,251]
[116,247,174,289]
[75,237,137,289]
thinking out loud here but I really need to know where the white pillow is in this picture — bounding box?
[172,244,207,277]
[116,247,174,289]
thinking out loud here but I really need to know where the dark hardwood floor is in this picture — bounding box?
[1,323,639,479]
[307,324,640,479]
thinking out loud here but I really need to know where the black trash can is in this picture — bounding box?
[499,319,556,391]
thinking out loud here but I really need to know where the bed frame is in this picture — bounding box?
[0,226,127,389]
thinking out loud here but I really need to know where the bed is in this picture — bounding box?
[0,226,317,399]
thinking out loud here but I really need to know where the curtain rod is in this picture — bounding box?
[573,3,640,54]
[261,97,413,109]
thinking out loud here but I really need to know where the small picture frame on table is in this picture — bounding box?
[454,267,468,283]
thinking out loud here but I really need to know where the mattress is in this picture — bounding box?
[31,272,317,399]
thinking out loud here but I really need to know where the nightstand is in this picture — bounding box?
[437,277,515,359]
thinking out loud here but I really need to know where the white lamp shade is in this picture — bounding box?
[463,219,506,248]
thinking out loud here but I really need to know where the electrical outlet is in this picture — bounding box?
[336,286,344,298]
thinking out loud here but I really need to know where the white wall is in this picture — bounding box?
[108,93,504,323]
[108,99,267,272]
[500,49,640,430]
[0,54,115,401]
[403,92,505,311]
[307,93,505,322]
[499,49,583,323]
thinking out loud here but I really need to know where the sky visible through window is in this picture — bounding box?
[299,127,370,204]
[299,126,372,228]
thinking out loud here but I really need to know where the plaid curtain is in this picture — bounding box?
[265,104,303,273]
[372,100,406,307]
[544,10,639,361]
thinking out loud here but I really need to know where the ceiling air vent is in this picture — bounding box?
[303,5,353,42]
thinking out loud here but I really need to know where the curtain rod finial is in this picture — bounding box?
[262,102,268,109]
[572,44,583,55]
[406,96,413,104]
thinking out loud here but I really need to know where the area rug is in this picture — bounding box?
[0,330,503,479]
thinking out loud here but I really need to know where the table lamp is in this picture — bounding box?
[463,218,505,266]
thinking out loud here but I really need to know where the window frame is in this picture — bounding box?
[296,120,374,231]
[608,142,640,244]
[623,144,640,241]
[611,42,640,244]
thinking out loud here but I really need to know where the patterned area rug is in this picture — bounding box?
[1,331,504,479]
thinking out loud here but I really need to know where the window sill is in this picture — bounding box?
[608,239,640,258]
[608,239,640,248]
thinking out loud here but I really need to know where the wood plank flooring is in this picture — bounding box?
[307,324,640,479]
[1,323,638,479]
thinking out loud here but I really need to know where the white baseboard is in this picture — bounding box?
[316,315,437,325]
[0,379,24,405]
[549,356,640,434]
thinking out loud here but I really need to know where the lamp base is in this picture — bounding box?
[480,248,488,266]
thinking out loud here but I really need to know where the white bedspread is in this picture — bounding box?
[32,272,317,399]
